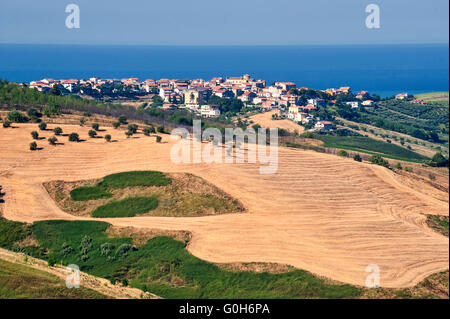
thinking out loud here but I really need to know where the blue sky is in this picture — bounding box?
[0,0,448,45]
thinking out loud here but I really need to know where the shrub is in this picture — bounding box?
[337,150,348,157]
[125,130,133,138]
[156,135,162,143]
[430,152,449,167]
[29,142,37,151]
[38,122,47,130]
[79,118,86,126]
[405,166,413,172]
[395,162,403,170]
[53,127,63,135]
[105,134,112,142]
[27,107,39,118]
[127,124,138,134]
[92,123,100,131]
[68,132,80,142]
[48,137,58,145]
[369,154,390,168]
[118,115,128,124]
[157,125,165,133]
[353,154,362,162]
[143,126,155,136]
[115,244,134,257]
[79,236,92,255]
[100,243,115,256]
[43,105,61,117]
[7,110,28,123]
[88,130,97,138]
[429,173,436,181]
[113,122,121,129]
[31,131,39,140]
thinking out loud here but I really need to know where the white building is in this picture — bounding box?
[345,101,360,109]
[200,105,221,118]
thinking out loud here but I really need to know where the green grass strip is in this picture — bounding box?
[91,196,159,217]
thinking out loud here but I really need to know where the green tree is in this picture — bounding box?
[30,131,39,140]
[7,110,28,123]
[68,132,80,142]
[113,121,121,129]
[337,150,348,157]
[29,142,37,151]
[105,134,112,142]
[38,122,47,130]
[92,123,100,131]
[127,124,138,134]
[48,137,58,145]
[2,120,11,128]
[353,154,362,162]
[370,155,390,168]
[430,152,449,167]
[49,84,62,96]
[53,127,63,135]
[118,115,127,124]
[88,130,97,138]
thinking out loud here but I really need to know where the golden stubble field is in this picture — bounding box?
[0,123,448,288]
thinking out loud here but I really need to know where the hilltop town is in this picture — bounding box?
[28,74,416,133]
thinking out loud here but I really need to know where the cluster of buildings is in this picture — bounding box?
[29,75,375,123]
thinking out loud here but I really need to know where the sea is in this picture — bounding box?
[0,43,448,97]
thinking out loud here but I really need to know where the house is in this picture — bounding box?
[159,87,175,102]
[337,86,351,94]
[293,112,308,122]
[261,101,275,110]
[275,82,296,91]
[238,91,257,103]
[184,87,212,107]
[200,105,221,117]
[307,98,325,107]
[362,100,374,106]
[395,93,409,100]
[214,89,234,99]
[315,121,333,131]
[410,99,426,104]
[226,74,253,85]
[356,91,368,100]
[301,105,317,112]
[288,106,300,114]
[345,101,360,109]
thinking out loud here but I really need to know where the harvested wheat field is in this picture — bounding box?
[249,110,304,133]
[0,123,448,288]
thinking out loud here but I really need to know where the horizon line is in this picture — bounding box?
[0,42,449,47]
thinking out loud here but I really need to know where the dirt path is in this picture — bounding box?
[0,123,448,288]
[0,247,159,299]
